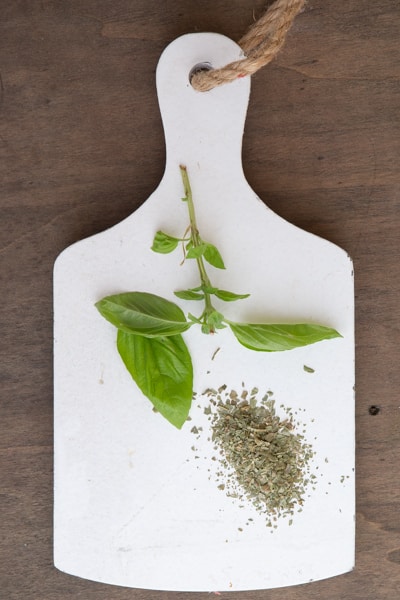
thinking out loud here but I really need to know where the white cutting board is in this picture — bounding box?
[54,33,355,591]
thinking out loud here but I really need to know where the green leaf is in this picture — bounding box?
[208,310,226,330]
[213,289,250,302]
[203,243,225,269]
[228,322,342,352]
[174,290,204,301]
[188,313,202,324]
[203,286,218,294]
[186,243,207,259]
[117,331,193,428]
[95,292,191,337]
[151,230,180,254]
[185,243,225,268]
[201,323,212,334]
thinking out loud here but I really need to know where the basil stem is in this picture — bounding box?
[180,165,221,333]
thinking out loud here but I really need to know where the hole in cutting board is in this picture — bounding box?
[189,62,213,85]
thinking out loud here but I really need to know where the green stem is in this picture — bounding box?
[179,165,215,330]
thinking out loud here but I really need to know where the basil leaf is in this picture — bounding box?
[208,310,226,329]
[174,290,204,300]
[201,323,212,334]
[229,322,342,352]
[188,313,202,324]
[95,292,190,337]
[203,243,225,269]
[117,331,193,429]
[186,243,207,259]
[185,242,225,269]
[151,230,180,254]
[213,289,250,302]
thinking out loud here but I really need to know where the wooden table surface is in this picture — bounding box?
[1,1,399,598]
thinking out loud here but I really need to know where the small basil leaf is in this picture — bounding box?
[203,243,225,269]
[117,331,193,429]
[213,289,250,302]
[174,290,204,301]
[201,323,212,334]
[203,286,218,294]
[208,310,226,329]
[95,292,190,337]
[229,322,342,352]
[186,244,207,259]
[188,313,202,324]
[151,231,180,254]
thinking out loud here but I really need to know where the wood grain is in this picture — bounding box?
[1,1,399,598]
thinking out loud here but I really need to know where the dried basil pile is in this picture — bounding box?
[204,387,316,526]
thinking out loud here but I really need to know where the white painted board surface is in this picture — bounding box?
[54,33,355,591]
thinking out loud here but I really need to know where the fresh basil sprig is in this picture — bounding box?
[95,165,342,428]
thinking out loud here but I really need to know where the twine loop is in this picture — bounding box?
[191,0,306,92]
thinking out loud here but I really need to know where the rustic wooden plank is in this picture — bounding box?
[1,0,399,598]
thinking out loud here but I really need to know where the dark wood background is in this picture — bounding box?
[1,1,399,598]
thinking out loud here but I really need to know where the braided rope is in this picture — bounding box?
[191,0,306,92]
